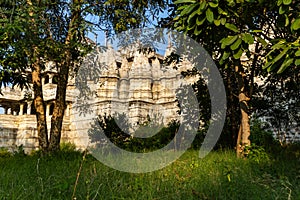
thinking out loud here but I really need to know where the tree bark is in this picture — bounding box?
[235,64,251,157]
[48,62,69,151]
[226,68,239,148]
[49,0,82,151]
[27,0,49,152]
[32,57,49,151]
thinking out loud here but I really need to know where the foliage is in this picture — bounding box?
[252,67,300,145]
[173,0,299,73]
[244,144,271,164]
[172,0,268,153]
[88,114,180,153]
[173,0,268,64]
[283,142,300,159]
[249,117,280,151]
[263,0,300,73]
[172,0,299,154]
[0,147,12,158]
[13,144,26,157]
[60,142,77,153]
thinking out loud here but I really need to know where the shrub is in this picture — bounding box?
[281,142,300,159]
[13,145,26,157]
[88,114,180,152]
[244,144,270,164]
[250,118,280,153]
[60,142,77,152]
[0,147,12,158]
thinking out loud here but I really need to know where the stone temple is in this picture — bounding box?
[0,46,195,153]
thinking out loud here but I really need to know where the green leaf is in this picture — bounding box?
[267,59,282,72]
[196,16,206,25]
[206,8,214,23]
[272,47,290,64]
[187,22,196,30]
[221,51,231,60]
[279,5,288,14]
[214,19,221,26]
[174,0,196,4]
[295,59,300,66]
[224,63,230,69]
[272,40,286,50]
[220,18,226,25]
[233,48,243,59]
[277,58,293,73]
[295,49,300,57]
[277,0,283,6]
[283,0,292,5]
[220,35,238,49]
[230,38,242,50]
[291,18,300,31]
[177,5,187,11]
[242,33,254,44]
[257,37,268,47]
[188,6,200,24]
[180,4,198,16]
[218,7,228,16]
[208,2,218,8]
[263,61,273,70]
[199,1,207,11]
[251,30,262,33]
[194,25,202,35]
[219,59,225,65]
[285,15,289,27]
[225,23,239,33]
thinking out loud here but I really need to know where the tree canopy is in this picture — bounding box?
[172,0,299,156]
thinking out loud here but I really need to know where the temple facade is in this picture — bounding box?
[0,47,195,152]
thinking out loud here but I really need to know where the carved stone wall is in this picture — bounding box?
[0,48,195,152]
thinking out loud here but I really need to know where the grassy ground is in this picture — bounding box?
[0,149,299,200]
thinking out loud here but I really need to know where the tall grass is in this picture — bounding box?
[0,149,299,199]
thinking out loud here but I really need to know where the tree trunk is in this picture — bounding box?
[226,68,239,148]
[235,64,251,157]
[48,62,69,151]
[32,58,49,152]
[48,0,82,151]
[26,0,48,152]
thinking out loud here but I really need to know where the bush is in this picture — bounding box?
[244,144,270,164]
[281,142,300,159]
[13,145,26,157]
[88,114,180,152]
[250,118,280,153]
[190,129,206,149]
[0,147,12,158]
[60,142,77,152]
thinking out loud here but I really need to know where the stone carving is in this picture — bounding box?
[0,47,195,153]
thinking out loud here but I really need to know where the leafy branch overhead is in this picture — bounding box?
[263,0,300,74]
[173,0,299,73]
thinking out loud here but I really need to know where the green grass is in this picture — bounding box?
[0,150,299,200]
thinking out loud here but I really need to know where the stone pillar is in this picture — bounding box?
[7,108,11,115]
[46,104,50,116]
[49,74,53,84]
[27,102,31,115]
[19,104,24,115]
[13,111,17,115]
[65,104,70,116]
[42,77,45,85]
